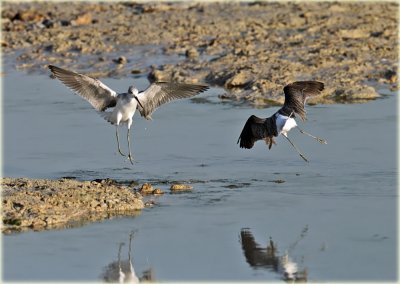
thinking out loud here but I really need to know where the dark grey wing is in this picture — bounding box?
[239,229,279,269]
[136,82,209,119]
[49,65,117,111]
[237,115,267,149]
[281,81,324,121]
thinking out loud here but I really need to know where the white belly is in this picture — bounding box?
[276,113,297,136]
[115,99,138,123]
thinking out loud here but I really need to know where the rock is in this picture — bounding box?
[41,19,54,29]
[148,69,171,82]
[383,70,397,84]
[269,179,285,183]
[92,178,118,185]
[60,20,71,26]
[139,183,154,194]
[334,85,380,101]
[130,69,142,74]
[339,29,369,39]
[113,56,127,64]
[225,71,253,88]
[144,200,156,207]
[12,10,45,22]
[185,47,199,58]
[170,184,193,192]
[72,12,92,26]
[152,188,164,195]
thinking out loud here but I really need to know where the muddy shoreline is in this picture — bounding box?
[1,177,145,233]
[1,177,198,233]
[2,2,398,107]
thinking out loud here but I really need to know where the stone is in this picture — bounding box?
[12,10,45,22]
[185,47,199,58]
[113,56,127,64]
[152,188,164,195]
[170,184,193,192]
[72,12,92,26]
[339,29,369,39]
[139,183,154,194]
[225,71,253,88]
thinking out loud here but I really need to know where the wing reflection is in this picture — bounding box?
[101,231,155,283]
[239,228,307,282]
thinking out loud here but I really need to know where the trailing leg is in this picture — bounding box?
[297,127,327,144]
[283,134,309,162]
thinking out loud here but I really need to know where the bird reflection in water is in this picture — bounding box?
[239,227,308,282]
[101,230,154,283]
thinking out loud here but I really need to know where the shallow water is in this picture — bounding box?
[2,67,397,282]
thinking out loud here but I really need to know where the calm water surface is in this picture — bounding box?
[2,68,397,282]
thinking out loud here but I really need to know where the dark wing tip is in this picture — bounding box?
[48,65,74,78]
[238,115,259,149]
[48,64,61,73]
[284,81,324,95]
[282,81,324,121]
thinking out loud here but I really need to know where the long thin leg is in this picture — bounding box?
[118,243,125,282]
[297,127,327,144]
[116,126,126,156]
[283,134,309,162]
[127,127,134,165]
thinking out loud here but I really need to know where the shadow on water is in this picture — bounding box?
[239,227,309,282]
[101,230,155,283]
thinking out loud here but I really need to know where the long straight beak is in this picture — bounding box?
[134,95,144,109]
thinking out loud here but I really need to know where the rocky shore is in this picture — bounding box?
[2,2,398,107]
[1,177,197,234]
[1,177,145,233]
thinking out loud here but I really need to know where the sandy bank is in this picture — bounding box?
[1,177,144,233]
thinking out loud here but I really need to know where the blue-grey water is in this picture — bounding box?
[2,66,397,282]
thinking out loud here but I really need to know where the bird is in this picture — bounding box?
[101,230,155,283]
[237,81,327,162]
[239,228,308,281]
[48,65,209,164]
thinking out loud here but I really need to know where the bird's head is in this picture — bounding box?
[128,85,139,96]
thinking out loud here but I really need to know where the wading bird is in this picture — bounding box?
[49,65,209,164]
[237,81,327,162]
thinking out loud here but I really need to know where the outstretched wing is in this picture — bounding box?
[136,82,209,119]
[281,81,324,121]
[237,115,267,149]
[49,65,117,111]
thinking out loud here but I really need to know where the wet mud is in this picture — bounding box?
[2,2,398,107]
[1,177,144,233]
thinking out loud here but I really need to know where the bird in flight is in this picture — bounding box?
[49,65,209,164]
[237,81,327,162]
